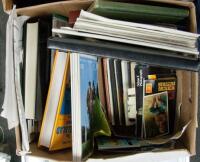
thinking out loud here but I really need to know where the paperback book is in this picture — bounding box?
[143,91,169,139]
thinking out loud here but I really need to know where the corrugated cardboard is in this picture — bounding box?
[2,0,198,161]
[2,0,94,17]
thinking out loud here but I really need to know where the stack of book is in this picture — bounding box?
[16,0,200,161]
[53,10,199,60]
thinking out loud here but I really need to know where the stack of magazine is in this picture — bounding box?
[53,10,200,60]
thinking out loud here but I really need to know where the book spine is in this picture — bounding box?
[94,1,189,18]
[102,58,112,124]
[114,59,125,125]
[109,59,120,126]
[135,65,148,138]
[98,58,107,115]
[128,62,137,120]
[106,59,115,125]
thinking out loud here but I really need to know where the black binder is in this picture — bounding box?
[48,37,200,71]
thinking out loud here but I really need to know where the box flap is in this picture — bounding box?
[3,0,94,17]
[88,149,190,161]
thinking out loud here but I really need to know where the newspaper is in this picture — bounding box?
[1,7,30,154]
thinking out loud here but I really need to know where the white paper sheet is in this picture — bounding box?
[1,7,30,153]
[1,7,19,129]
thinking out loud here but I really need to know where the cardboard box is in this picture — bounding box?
[3,0,198,161]
[2,0,94,17]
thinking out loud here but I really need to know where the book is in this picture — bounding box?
[51,14,68,73]
[48,36,200,71]
[143,91,169,139]
[97,58,107,115]
[102,58,112,124]
[69,10,81,27]
[52,14,67,39]
[55,26,199,59]
[52,14,68,30]
[144,74,177,134]
[38,51,71,150]
[109,59,120,125]
[114,59,125,125]
[23,17,52,121]
[106,58,115,125]
[127,62,137,120]
[88,0,189,24]
[121,61,134,126]
[71,53,111,161]
[96,136,174,151]
[71,11,199,58]
[135,65,149,138]
[35,17,52,122]
[49,82,72,151]
[24,20,39,120]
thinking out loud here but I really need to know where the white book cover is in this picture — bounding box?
[71,53,98,161]
[25,22,38,119]
[121,61,134,126]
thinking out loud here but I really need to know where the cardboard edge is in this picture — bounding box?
[146,0,197,33]
[2,0,12,12]
[190,72,199,155]
[88,149,190,161]
[3,0,94,17]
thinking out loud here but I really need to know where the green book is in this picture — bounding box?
[88,0,189,24]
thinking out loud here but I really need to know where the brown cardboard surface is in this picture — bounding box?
[2,0,12,11]
[177,71,198,155]
[3,0,94,17]
[30,143,72,161]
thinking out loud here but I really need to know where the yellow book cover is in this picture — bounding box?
[38,50,71,151]
[49,52,71,151]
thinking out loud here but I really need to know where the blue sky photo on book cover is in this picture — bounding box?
[80,54,98,157]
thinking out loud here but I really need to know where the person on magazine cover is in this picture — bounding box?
[143,92,169,138]
[149,94,168,134]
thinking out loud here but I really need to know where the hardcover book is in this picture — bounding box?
[114,59,125,125]
[71,53,111,161]
[121,61,135,126]
[102,58,112,124]
[135,64,149,138]
[109,59,120,125]
[23,16,52,121]
[88,0,189,24]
